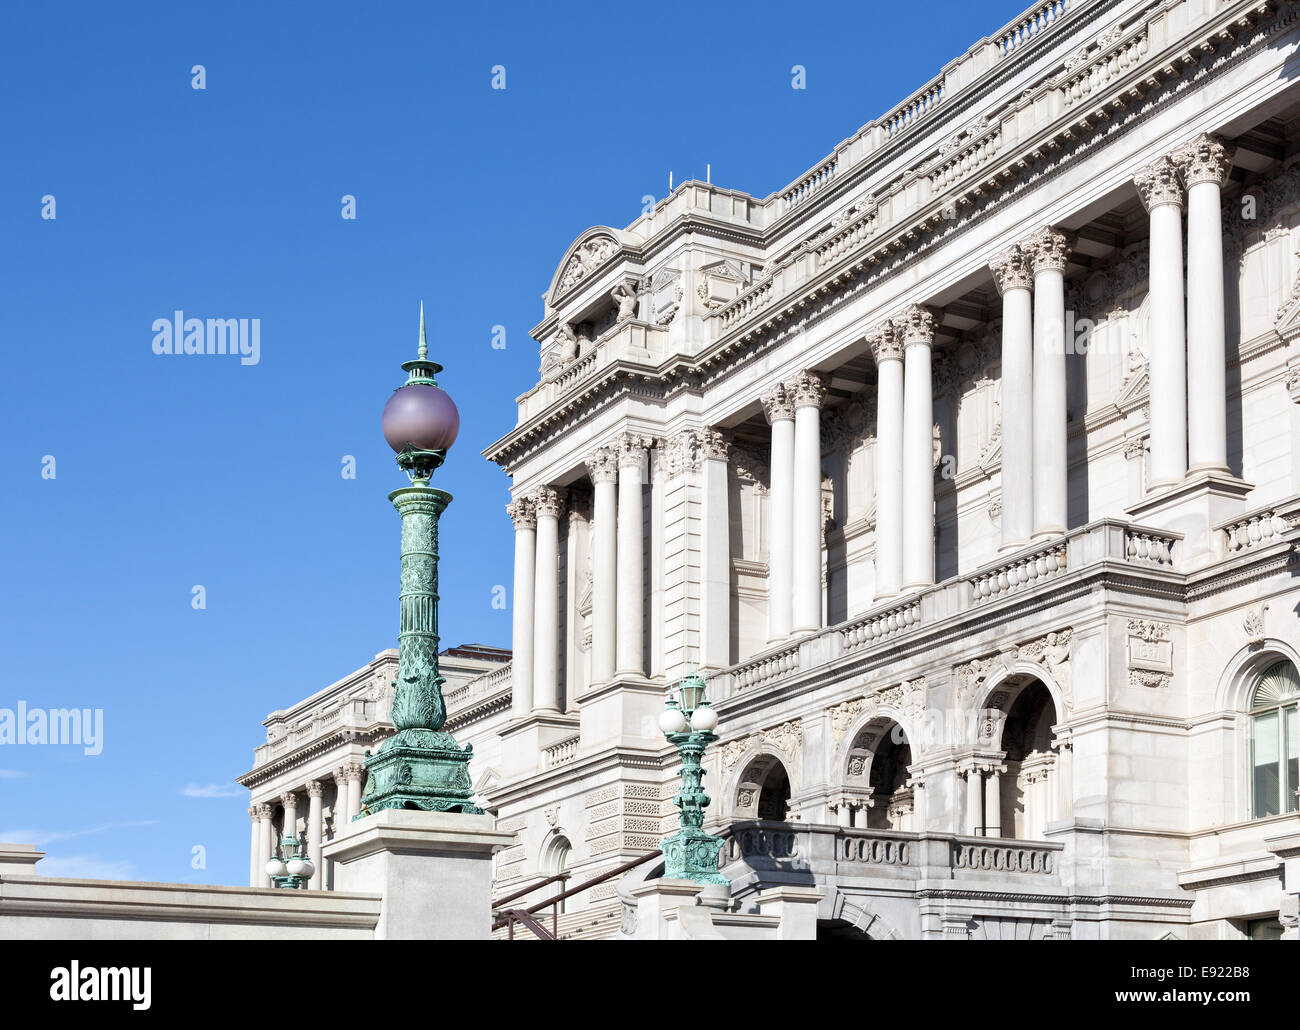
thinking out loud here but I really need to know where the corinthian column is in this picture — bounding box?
[895,305,937,590]
[789,370,826,633]
[1175,133,1233,474]
[531,486,563,710]
[762,384,796,638]
[1135,156,1187,488]
[280,791,299,842]
[1026,226,1072,538]
[699,429,732,670]
[990,245,1034,549]
[306,780,323,889]
[868,322,904,597]
[256,803,273,887]
[616,435,651,676]
[585,447,619,685]
[506,497,536,719]
[248,806,260,887]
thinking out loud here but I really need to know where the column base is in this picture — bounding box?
[1030,526,1065,541]
[1126,469,1254,567]
[498,712,580,782]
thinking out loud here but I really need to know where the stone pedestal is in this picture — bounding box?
[497,711,580,781]
[1126,470,1253,566]
[323,810,512,940]
[0,844,44,876]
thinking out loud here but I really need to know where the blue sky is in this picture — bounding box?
[0,0,1030,884]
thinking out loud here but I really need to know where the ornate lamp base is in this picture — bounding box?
[359,728,482,816]
[660,827,730,886]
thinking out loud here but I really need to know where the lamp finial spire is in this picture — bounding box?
[418,300,428,360]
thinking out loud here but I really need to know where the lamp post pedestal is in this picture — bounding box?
[662,729,729,886]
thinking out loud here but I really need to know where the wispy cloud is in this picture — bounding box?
[0,820,158,847]
[37,854,135,880]
[180,783,242,799]
[0,770,30,779]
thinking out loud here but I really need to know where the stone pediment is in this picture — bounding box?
[546,226,641,305]
[1114,364,1149,412]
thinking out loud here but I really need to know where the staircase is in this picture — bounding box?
[492,900,622,940]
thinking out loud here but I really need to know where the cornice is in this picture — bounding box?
[486,0,1293,472]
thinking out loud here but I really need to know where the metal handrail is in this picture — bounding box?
[493,872,569,909]
[497,907,557,941]
[493,849,663,937]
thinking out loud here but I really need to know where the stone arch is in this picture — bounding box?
[545,226,642,305]
[1215,640,1300,821]
[840,712,916,830]
[822,888,906,941]
[732,751,795,821]
[972,668,1062,840]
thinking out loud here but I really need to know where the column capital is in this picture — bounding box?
[761,382,795,423]
[585,445,620,484]
[615,433,653,469]
[506,496,537,530]
[1173,132,1232,188]
[989,244,1032,294]
[530,485,565,519]
[307,779,324,798]
[255,803,274,819]
[333,767,349,787]
[786,369,827,410]
[866,321,902,363]
[657,427,730,477]
[1023,226,1072,274]
[248,805,260,823]
[280,791,298,809]
[1134,156,1184,211]
[892,304,936,346]
[340,761,366,783]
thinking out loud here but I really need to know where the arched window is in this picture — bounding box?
[1250,661,1300,818]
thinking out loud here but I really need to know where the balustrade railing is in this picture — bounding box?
[840,598,922,653]
[542,735,579,769]
[951,838,1056,873]
[1059,26,1148,108]
[838,832,911,867]
[730,644,800,692]
[1124,529,1175,567]
[781,156,837,210]
[1221,503,1300,554]
[995,0,1070,56]
[968,541,1068,603]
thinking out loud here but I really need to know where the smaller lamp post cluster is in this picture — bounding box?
[658,670,730,886]
[265,834,315,890]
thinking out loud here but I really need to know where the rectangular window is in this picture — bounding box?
[1286,707,1298,814]
[1253,711,1280,818]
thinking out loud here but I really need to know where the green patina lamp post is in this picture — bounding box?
[358,304,481,816]
[265,834,314,889]
[659,670,730,886]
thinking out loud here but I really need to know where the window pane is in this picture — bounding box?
[1253,711,1280,818]
[1287,706,1299,814]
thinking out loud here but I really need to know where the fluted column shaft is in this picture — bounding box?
[507,498,536,718]
[616,435,650,676]
[280,791,298,849]
[983,770,1001,838]
[256,804,273,887]
[1136,157,1188,488]
[699,431,731,670]
[763,387,795,638]
[1027,227,1071,538]
[869,325,904,597]
[586,449,619,685]
[346,763,363,822]
[790,371,826,633]
[898,306,936,590]
[991,246,1035,548]
[1177,133,1232,473]
[965,770,983,837]
[307,781,323,889]
[531,487,562,711]
[248,807,260,887]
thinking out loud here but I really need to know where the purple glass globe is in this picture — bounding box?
[382,383,460,453]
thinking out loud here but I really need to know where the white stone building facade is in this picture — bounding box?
[249,0,1300,940]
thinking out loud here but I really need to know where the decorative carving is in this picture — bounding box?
[585,445,619,484]
[506,496,537,530]
[730,440,770,489]
[989,244,1032,294]
[1023,226,1072,273]
[1172,132,1232,188]
[786,369,827,410]
[307,780,324,798]
[658,428,726,477]
[721,719,804,770]
[761,383,795,423]
[823,400,873,454]
[615,433,653,469]
[1134,156,1183,211]
[1122,437,1146,461]
[987,492,1002,522]
[1126,618,1173,689]
[531,486,564,519]
[829,678,925,745]
[867,321,902,363]
[1018,630,1073,705]
[1129,669,1170,689]
[1244,602,1268,647]
[892,304,936,345]
[954,656,996,707]
[612,280,639,322]
[557,234,619,295]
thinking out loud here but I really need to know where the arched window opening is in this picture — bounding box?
[1250,661,1299,819]
[978,679,1058,840]
[842,720,913,830]
[735,755,793,822]
[757,764,791,820]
